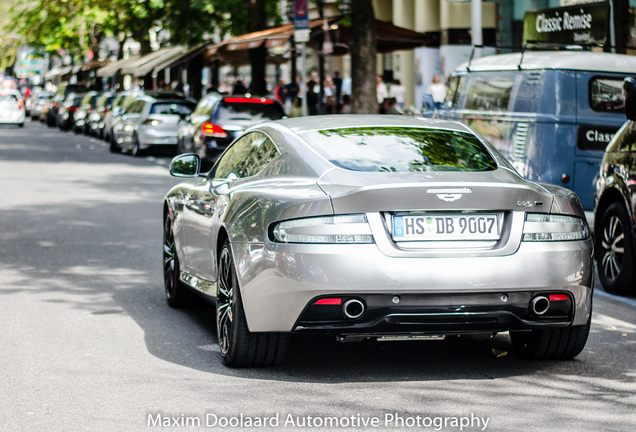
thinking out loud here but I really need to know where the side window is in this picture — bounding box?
[465,76,514,111]
[125,100,144,114]
[212,132,279,180]
[589,77,624,113]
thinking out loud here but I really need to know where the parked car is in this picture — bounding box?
[439,51,636,222]
[163,115,593,367]
[46,83,89,128]
[87,91,116,137]
[178,95,285,168]
[594,79,636,296]
[29,91,53,120]
[57,93,85,131]
[102,91,133,143]
[73,91,100,134]
[0,88,26,127]
[105,90,188,147]
[176,92,222,154]
[111,94,196,156]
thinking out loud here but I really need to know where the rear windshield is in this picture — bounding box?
[303,127,497,173]
[150,102,195,115]
[217,101,285,122]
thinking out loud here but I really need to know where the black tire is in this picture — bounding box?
[109,136,121,153]
[596,202,636,295]
[163,215,192,308]
[216,240,287,367]
[510,313,591,360]
[131,135,142,157]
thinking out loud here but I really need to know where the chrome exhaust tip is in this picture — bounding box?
[531,296,550,315]
[342,299,365,319]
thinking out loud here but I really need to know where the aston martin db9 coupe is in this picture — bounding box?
[163,115,593,367]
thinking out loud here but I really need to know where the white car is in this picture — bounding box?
[0,89,26,127]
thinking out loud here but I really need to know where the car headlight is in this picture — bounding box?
[272,214,374,244]
[522,214,589,242]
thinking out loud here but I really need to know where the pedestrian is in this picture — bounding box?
[323,76,336,114]
[427,74,447,110]
[306,79,319,115]
[274,78,289,105]
[389,79,406,109]
[376,75,388,105]
[232,78,247,95]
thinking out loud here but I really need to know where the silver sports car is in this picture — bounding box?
[163,115,593,367]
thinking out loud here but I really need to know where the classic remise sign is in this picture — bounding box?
[523,2,609,46]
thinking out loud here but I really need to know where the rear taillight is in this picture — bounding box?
[68,106,77,112]
[143,119,162,126]
[202,122,227,138]
[224,97,274,104]
[18,99,24,110]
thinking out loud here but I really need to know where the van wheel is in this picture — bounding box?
[216,240,287,367]
[596,202,636,295]
[510,313,591,360]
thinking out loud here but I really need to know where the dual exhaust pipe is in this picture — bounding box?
[343,299,365,319]
[531,295,551,315]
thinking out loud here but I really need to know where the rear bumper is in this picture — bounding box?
[234,239,594,333]
[294,291,576,337]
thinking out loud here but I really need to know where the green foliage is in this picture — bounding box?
[4,0,282,64]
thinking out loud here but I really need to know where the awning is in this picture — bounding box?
[208,17,438,61]
[120,47,187,77]
[96,56,141,78]
[150,43,213,73]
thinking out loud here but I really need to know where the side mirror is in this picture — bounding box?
[169,154,201,177]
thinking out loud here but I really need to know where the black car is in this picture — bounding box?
[57,93,85,131]
[594,79,636,296]
[177,95,285,168]
[46,83,89,127]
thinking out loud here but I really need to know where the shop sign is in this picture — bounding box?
[523,3,609,46]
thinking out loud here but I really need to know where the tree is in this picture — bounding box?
[349,0,377,114]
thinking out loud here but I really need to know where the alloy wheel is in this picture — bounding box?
[163,218,177,300]
[600,215,625,282]
[216,247,234,356]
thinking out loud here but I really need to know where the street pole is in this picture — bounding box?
[301,42,308,117]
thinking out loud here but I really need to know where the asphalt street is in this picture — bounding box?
[0,120,635,432]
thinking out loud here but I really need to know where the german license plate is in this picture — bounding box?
[393,213,499,241]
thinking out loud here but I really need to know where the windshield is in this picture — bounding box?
[303,127,497,173]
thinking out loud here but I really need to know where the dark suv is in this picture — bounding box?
[594,79,636,296]
[178,95,285,168]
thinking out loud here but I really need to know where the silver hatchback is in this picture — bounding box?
[113,95,196,156]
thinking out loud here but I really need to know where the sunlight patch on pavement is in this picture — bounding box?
[593,312,636,333]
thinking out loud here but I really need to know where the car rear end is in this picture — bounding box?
[198,97,285,163]
[137,99,196,154]
[0,90,26,126]
[235,121,593,358]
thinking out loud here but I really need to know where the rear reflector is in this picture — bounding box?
[224,97,274,104]
[549,294,569,301]
[315,298,342,305]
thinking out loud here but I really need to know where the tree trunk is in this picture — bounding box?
[248,0,268,95]
[350,0,377,114]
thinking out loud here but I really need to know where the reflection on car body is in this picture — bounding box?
[163,115,594,367]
